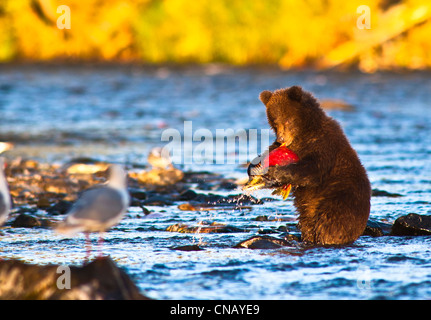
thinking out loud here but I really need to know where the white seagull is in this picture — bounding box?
[0,158,11,227]
[0,142,13,154]
[147,146,173,170]
[56,164,130,259]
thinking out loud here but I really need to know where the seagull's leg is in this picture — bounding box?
[97,232,104,258]
[85,232,92,263]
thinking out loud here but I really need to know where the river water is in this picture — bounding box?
[0,64,430,299]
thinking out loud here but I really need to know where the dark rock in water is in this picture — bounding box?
[234,236,292,249]
[362,219,393,237]
[391,213,431,236]
[196,182,213,190]
[166,223,247,233]
[11,213,41,228]
[182,171,221,184]
[193,193,262,206]
[177,203,199,211]
[257,228,277,234]
[0,257,149,300]
[38,218,57,228]
[13,207,39,215]
[225,194,263,205]
[61,157,109,175]
[176,191,261,210]
[254,215,296,222]
[284,233,301,242]
[182,171,239,191]
[65,157,103,164]
[372,189,403,198]
[130,198,141,207]
[46,200,73,215]
[216,180,238,190]
[177,189,198,201]
[170,245,204,251]
[36,197,51,209]
[141,196,173,206]
[128,188,147,200]
[129,188,149,207]
[196,180,238,191]
[177,202,252,211]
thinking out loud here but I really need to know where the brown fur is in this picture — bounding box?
[259,86,371,245]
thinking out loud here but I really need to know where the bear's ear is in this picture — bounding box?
[259,90,273,105]
[286,86,303,102]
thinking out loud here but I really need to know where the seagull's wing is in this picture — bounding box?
[0,192,9,225]
[58,187,127,234]
[67,187,125,223]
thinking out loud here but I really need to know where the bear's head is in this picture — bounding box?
[259,86,324,147]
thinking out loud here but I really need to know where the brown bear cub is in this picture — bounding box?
[258,86,371,245]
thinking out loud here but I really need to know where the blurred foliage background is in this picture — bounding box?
[1,0,431,72]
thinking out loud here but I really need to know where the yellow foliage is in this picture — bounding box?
[1,0,431,71]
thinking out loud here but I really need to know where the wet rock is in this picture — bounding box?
[13,206,39,215]
[177,202,252,211]
[39,218,57,228]
[45,200,73,215]
[224,194,263,205]
[165,224,187,232]
[234,236,292,249]
[176,190,261,210]
[215,180,238,191]
[182,171,221,184]
[178,203,199,211]
[5,158,107,207]
[195,179,239,191]
[141,196,173,206]
[61,158,110,174]
[11,213,41,228]
[129,188,148,207]
[257,228,277,234]
[191,193,262,206]
[137,168,184,186]
[0,257,149,300]
[362,219,393,237]
[166,222,247,234]
[41,176,87,195]
[196,182,213,190]
[284,233,301,242]
[130,198,141,207]
[128,188,147,200]
[170,245,204,251]
[177,189,198,201]
[391,213,431,236]
[36,197,51,209]
[254,215,296,222]
[372,189,403,198]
